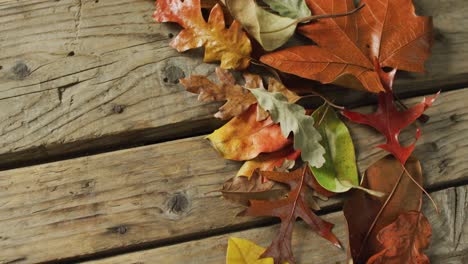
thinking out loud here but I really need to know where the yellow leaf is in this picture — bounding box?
[153,0,252,70]
[226,237,274,264]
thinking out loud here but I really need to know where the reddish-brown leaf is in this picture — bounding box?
[153,0,252,70]
[342,61,438,165]
[260,0,433,93]
[367,211,432,264]
[221,169,288,206]
[343,156,423,264]
[239,167,341,264]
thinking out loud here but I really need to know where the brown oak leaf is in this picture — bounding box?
[367,211,432,264]
[239,166,341,264]
[343,155,423,264]
[221,169,288,206]
[180,68,257,120]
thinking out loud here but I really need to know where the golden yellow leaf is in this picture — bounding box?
[154,0,252,70]
[226,237,274,264]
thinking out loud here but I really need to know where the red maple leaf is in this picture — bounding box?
[239,166,341,264]
[342,60,438,164]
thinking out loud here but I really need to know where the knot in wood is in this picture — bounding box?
[164,65,185,84]
[166,192,190,215]
[11,62,30,79]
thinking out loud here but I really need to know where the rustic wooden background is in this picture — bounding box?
[0,0,467,263]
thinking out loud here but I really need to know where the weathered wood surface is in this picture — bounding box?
[0,88,467,263]
[84,186,468,264]
[0,0,467,166]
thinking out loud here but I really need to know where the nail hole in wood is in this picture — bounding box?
[111,104,125,114]
[107,225,128,235]
[67,51,75,57]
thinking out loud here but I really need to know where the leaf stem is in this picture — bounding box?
[356,169,405,261]
[249,58,345,111]
[401,164,439,214]
[249,58,282,80]
[260,4,366,34]
[301,92,345,110]
[316,103,329,126]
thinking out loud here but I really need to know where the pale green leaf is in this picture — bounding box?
[249,88,325,168]
[263,0,311,19]
[310,105,359,192]
[223,0,296,51]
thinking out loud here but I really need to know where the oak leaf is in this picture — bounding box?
[206,105,291,161]
[243,73,301,121]
[239,167,341,264]
[367,211,431,264]
[221,169,289,206]
[180,68,257,120]
[249,88,325,168]
[342,61,438,165]
[260,0,433,92]
[153,0,252,70]
[343,155,423,264]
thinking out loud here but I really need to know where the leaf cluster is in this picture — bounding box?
[153,0,438,263]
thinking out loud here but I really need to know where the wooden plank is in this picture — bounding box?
[83,186,468,264]
[0,0,467,166]
[0,88,467,263]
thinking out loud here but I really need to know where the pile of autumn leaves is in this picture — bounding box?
[153,0,438,263]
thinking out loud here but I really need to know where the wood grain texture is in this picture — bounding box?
[84,186,468,264]
[0,88,467,263]
[0,0,467,166]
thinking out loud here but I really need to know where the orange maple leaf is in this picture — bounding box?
[153,0,252,70]
[260,0,433,92]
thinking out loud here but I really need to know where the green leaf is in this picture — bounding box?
[263,0,311,19]
[249,88,325,168]
[310,105,359,192]
[223,0,296,51]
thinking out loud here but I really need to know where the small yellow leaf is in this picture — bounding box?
[226,237,274,264]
